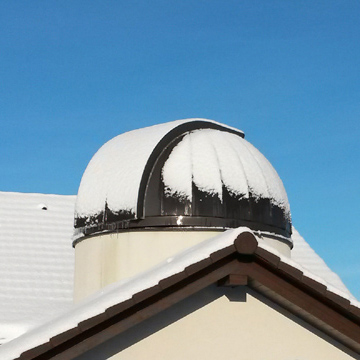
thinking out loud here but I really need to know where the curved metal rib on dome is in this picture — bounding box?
[137,120,244,218]
[74,119,291,244]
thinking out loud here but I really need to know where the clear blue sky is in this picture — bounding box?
[1,1,359,299]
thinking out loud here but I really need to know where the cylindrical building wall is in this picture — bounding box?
[73,230,291,302]
[74,231,221,302]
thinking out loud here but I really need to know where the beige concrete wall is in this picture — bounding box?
[74,230,291,302]
[74,231,221,302]
[75,286,357,360]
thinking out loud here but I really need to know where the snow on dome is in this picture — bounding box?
[75,121,180,218]
[75,119,236,218]
[74,119,291,240]
[162,129,290,213]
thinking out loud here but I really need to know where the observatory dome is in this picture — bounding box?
[74,119,291,243]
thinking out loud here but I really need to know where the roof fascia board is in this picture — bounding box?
[17,232,360,359]
[22,256,242,360]
[244,261,360,352]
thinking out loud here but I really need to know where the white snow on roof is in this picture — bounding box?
[0,192,76,345]
[75,119,244,218]
[162,129,290,215]
[0,189,356,356]
[0,227,358,360]
[291,227,354,298]
[0,227,248,359]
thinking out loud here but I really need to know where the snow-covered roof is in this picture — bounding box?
[0,192,76,345]
[291,228,354,297]
[0,227,358,360]
[74,119,291,239]
[0,188,355,345]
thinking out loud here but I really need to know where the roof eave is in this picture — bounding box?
[15,232,360,359]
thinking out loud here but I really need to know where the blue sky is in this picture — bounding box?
[1,1,359,298]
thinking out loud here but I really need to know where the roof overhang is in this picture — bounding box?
[6,231,360,359]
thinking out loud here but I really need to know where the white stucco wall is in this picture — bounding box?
[75,286,357,360]
[73,230,290,302]
[73,231,221,302]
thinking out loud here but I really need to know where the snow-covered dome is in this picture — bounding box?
[74,119,291,242]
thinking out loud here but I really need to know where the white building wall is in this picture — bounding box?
[75,286,357,360]
[74,230,290,302]
[74,231,221,302]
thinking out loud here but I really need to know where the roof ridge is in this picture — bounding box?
[1,228,359,359]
